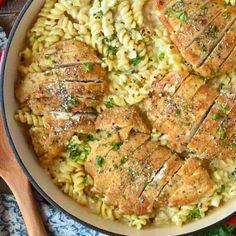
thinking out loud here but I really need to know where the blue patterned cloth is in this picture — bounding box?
[0,193,106,236]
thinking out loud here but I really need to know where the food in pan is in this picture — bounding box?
[15,0,236,229]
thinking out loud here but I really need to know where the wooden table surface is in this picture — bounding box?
[0,0,27,35]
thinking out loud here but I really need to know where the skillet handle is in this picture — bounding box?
[2,173,48,236]
[0,117,47,236]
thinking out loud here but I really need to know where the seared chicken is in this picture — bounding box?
[15,64,107,103]
[157,0,236,77]
[84,106,214,215]
[146,72,218,152]
[30,127,73,166]
[33,40,101,71]
[188,94,236,158]
[15,40,109,167]
[95,106,150,134]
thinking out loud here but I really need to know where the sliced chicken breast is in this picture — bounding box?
[33,40,101,70]
[203,104,236,159]
[147,72,218,152]
[30,127,73,166]
[95,106,150,134]
[42,112,96,133]
[157,1,236,77]
[188,94,236,157]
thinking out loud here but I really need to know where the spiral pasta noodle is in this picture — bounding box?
[15,110,44,127]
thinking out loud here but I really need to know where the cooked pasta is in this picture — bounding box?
[15,110,44,127]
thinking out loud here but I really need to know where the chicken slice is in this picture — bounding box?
[95,106,150,134]
[85,132,122,177]
[159,0,222,48]
[136,154,184,213]
[33,40,101,70]
[197,21,236,77]
[28,96,97,115]
[182,8,236,68]
[25,80,106,115]
[92,133,150,198]
[168,166,214,206]
[203,104,236,159]
[15,64,107,103]
[220,44,236,75]
[157,1,236,77]
[188,94,235,157]
[30,127,73,166]
[145,71,190,123]
[118,143,174,215]
[42,112,96,133]
[156,157,204,207]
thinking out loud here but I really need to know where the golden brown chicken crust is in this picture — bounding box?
[30,127,73,166]
[156,0,236,77]
[188,94,236,157]
[95,106,150,134]
[33,40,101,70]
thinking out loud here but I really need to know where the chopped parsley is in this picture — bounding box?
[93,11,103,19]
[67,144,80,161]
[105,97,114,108]
[95,155,104,167]
[176,109,181,116]
[206,25,217,38]
[120,156,128,165]
[83,63,93,72]
[108,44,118,55]
[188,208,201,220]
[105,132,112,138]
[223,11,231,19]
[86,134,99,141]
[130,56,142,66]
[229,141,236,149]
[166,8,188,23]
[159,52,165,61]
[111,141,123,151]
[212,113,220,120]
[113,164,119,170]
[200,45,207,52]
[219,126,227,140]
[220,184,226,193]
[67,95,78,106]
[220,105,227,115]
[232,168,236,180]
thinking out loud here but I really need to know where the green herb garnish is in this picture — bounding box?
[93,10,103,19]
[166,8,188,23]
[232,168,236,180]
[188,208,201,220]
[111,142,123,151]
[223,11,231,19]
[176,109,181,116]
[120,156,128,165]
[108,45,118,55]
[206,25,217,38]
[105,97,114,108]
[213,113,220,120]
[95,155,104,167]
[130,56,142,66]
[83,63,93,72]
[67,95,78,106]
[159,52,165,61]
